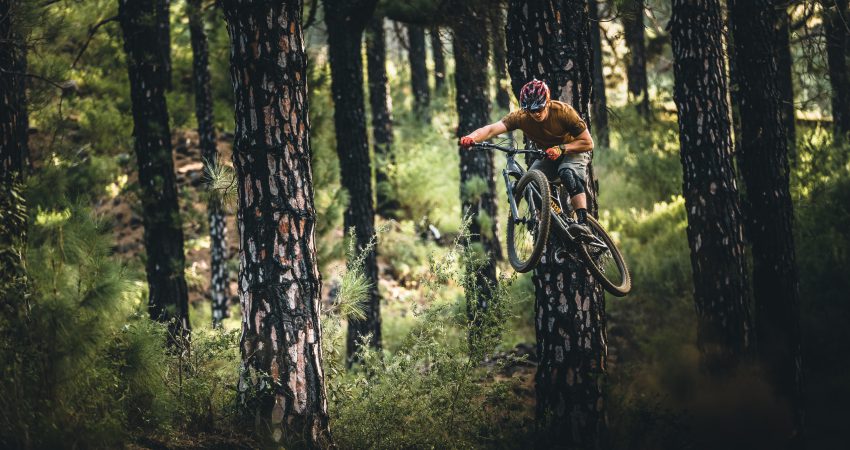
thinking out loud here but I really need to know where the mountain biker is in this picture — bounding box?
[459,79,594,236]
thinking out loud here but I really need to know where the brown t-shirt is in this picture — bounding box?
[500,101,587,148]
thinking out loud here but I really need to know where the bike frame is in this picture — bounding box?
[474,142,597,248]
[472,142,543,222]
[472,142,627,295]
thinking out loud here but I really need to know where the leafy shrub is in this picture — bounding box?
[0,202,146,448]
[389,114,462,233]
[0,167,244,447]
[377,219,440,283]
[325,222,531,449]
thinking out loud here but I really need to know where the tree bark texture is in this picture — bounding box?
[324,0,382,364]
[218,0,332,446]
[507,1,608,448]
[430,26,446,91]
[367,17,398,218]
[0,0,29,288]
[453,5,502,343]
[774,1,796,157]
[0,0,28,185]
[589,0,610,148]
[408,23,430,117]
[506,0,594,122]
[669,0,752,373]
[621,0,649,118]
[729,0,803,438]
[822,0,850,140]
[489,4,511,110]
[187,0,230,327]
[118,0,191,337]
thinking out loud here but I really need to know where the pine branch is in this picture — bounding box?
[71,15,118,69]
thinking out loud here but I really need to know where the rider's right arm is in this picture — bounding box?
[466,121,508,144]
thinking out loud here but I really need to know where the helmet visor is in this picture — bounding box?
[522,99,547,112]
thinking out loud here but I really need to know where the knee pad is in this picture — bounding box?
[558,167,586,197]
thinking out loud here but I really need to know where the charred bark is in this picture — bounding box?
[453,4,502,347]
[367,17,398,219]
[507,1,607,447]
[187,0,229,327]
[823,0,850,141]
[324,0,382,364]
[729,0,803,438]
[506,0,593,120]
[0,0,28,185]
[0,0,29,287]
[589,0,610,148]
[218,0,332,446]
[119,0,191,337]
[670,0,752,373]
[774,1,796,157]
[408,23,430,118]
[430,26,446,91]
[489,4,511,110]
[621,0,649,118]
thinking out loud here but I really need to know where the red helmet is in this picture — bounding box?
[519,79,550,111]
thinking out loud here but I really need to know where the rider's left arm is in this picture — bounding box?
[561,129,594,154]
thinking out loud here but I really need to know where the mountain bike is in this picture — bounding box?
[473,142,631,297]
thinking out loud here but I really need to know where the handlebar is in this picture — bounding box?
[471,142,545,157]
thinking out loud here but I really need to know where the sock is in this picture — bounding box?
[575,208,588,224]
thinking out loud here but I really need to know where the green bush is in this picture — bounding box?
[377,219,440,283]
[0,167,244,447]
[0,203,146,448]
[389,113,462,233]
[325,223,531,449]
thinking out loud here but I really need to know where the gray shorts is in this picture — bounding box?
[528,151,592,183]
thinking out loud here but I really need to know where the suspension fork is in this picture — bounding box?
[504,169,521,221]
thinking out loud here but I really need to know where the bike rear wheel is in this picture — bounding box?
[507,170,551,273]
[577,215,631,296]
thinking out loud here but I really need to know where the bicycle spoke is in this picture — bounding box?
[582,225,626,287]
[513,184,540,263]
[507,169,551,273]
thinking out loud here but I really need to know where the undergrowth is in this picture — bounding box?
[325,218,533,449]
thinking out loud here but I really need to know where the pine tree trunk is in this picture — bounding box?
[0,0,28,186]
[729,0,803,439]
[218,1,332,446]
[823,0,850,141]
[489,5,511,110]
[670,0,752,373]
[0,0,29,286]
[622,0,649,118]
[324,0,382,364]
[367,17,398,219]
[430,26,446,91]
[774,0,796,158]
[119,0,191,338]
[187,0,229,327]
[589,0,610,148]
[453,5,502,348]
[507,1,607,447]
[408,24,430,117]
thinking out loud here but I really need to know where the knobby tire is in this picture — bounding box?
[507,170,551,273]
[577,215,631,296]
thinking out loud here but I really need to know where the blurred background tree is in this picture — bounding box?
[0,0,849,448]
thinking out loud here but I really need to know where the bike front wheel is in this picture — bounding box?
[507,170,551,273]
[577,215,631,296]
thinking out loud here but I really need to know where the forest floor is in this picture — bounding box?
[96,130,543,448]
